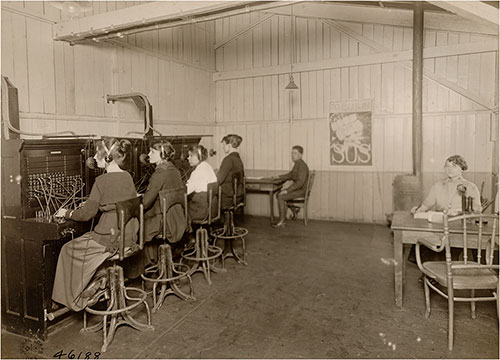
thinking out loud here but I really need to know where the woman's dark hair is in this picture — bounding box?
[446,155,468,171]
[96,137,131,167]
[151,141,175,161]
[292,145,304,154]
[189,144,208,162]
[221,134,243,149]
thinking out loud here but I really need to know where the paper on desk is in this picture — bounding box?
[246,176,264,180]
[413,211,444,223]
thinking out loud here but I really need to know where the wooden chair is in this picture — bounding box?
[286,170,316,225]
[211,174,248,267]
[181,182,224,285]
[415,212,499,351]
[141,187,195,312]
[81,196,154,353]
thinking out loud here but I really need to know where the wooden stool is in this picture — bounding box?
[141,187,195,312]
[181,182,224,285]
[81,196,153,353]
[211,174,248,267]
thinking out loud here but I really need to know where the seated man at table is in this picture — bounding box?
[411,155,481,216]
[271,145,309,228]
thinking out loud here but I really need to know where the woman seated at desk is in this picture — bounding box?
[52,138,138,311]
[411,154,482,216]
[217,134,245,210]
[186,144,217,221]
[127,141,187,279]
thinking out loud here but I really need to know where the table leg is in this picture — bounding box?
[394,230,404,309]
[269,190,274,223]
[402,244,412,284]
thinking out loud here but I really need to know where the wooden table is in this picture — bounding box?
[391,211,497,309]
[245,177,285,223]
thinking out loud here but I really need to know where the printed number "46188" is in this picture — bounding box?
[53,350,101,359]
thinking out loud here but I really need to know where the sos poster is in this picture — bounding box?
[329,99,372,166]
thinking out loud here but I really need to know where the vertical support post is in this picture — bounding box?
[412,2,424,183]
[491,51,499,212]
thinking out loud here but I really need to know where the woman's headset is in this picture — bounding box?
[190,145,204,161]
[102,140,117,163]
[159,142,175,160]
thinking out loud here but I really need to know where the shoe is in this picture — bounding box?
[183,235,196,250]
[86,289,108,307]
[272,221,286,228]
[81,275,107,299]
[289,206,300,220]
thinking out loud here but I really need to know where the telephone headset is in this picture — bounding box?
[102,140,117,163]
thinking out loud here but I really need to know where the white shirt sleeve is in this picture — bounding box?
[186,161,217,195]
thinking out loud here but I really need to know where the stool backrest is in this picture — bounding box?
[159,186,188,240]
[232,172,246,208]
[116,196,144,261]
[207,181,221,225]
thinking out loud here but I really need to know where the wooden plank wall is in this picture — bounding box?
[1,1,217,152]
[213,13,498,222]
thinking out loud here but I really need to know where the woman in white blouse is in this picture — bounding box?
[186,145,217,220]
[411,155,481,216]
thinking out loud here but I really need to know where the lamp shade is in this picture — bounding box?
[285,74,299,90]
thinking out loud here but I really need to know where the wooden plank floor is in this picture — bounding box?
[2,216,498,358]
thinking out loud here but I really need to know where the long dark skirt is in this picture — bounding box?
[52,233,112,311]
[126,205,187,279]
[188,192,218,221]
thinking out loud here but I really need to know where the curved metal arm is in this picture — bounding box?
[2,76,76,137]
[106,92,162,137]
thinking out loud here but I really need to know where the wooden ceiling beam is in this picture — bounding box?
[214,13,274,49]
[213,39,497,82]
[324,20,494,110]
[53,1,252,42]
[262,3,498,35]
[428,1,499,29]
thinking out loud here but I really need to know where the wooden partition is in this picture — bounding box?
[1,1,216,146]
[2,2,497,223]
[213,11,498,223]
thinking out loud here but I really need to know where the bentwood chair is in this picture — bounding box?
[415,212,499,351]
[286,170,316,225]
[211,174,248,267]
[81,196,154,353]
[141,187,194,312]
[181,182,224,284]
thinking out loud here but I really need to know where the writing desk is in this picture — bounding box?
[391,211,497,309]
[245,177,285,223]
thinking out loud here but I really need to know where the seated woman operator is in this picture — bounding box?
[217,134,245,210]
[411,154,482,216]
[126,141,187,279]
[52,138,139,311]
[186,144,218,221]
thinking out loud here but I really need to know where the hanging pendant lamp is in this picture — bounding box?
[285,74,299,89]
[285,5,299,90]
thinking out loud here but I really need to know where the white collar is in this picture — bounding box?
[106,162,124,173]
[446,175,464,183]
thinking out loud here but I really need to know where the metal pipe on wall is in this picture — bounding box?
[62,2,297,44]
[412,2,424,179]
